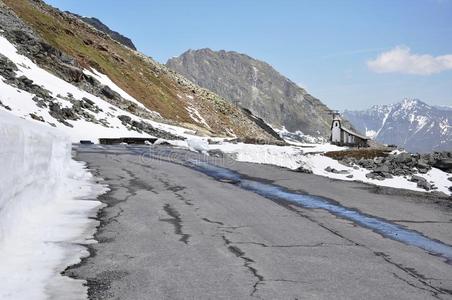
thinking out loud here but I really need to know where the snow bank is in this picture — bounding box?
[208,142,345,169]
[207,141,451,196]
[0,111,104,299]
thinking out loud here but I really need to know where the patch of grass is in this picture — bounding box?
[324,149,391,160]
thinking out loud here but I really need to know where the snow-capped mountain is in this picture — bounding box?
[343,99,452,153]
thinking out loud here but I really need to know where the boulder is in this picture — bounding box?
[324,166,348,174]
[366,172,385,181]
[417,180,433,191]
[294,166,313,174]
[373,165,390,173]
[394,153,412,163]
[433,159,452,173]
[410,175,425,183]
[101,85,120,100]
[416,159,430,170]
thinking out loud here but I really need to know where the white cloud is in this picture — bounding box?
[367,46,452,75]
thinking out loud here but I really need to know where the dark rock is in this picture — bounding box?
[433,159,452,173]
[0,53,18,79]
[29,113,44,122]
[0,100,11,111]
[394,153,412,163]
[366,172,385,181]
[417,180,433,191]
[346,174,353,178]
[325,166,349,174]
[416,159,430,170]
[410,175,425,183]
[17,75,33,86]
[48,102,77,126]
[207,149,224,158]
[374,165,390,173]
[294,166,313,174]
[118,115,132,124]
[117,115,184,140]
[101,85,119,100]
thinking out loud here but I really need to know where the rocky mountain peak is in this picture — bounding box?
[167,48,350,138]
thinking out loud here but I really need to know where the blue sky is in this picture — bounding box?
[46,0,452,110]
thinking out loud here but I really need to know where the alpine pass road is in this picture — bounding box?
[66,144,452,300]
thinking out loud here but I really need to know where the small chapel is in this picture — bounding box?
[330,114,369,147]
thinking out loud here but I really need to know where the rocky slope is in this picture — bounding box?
[0,0,281,143]
[166,48,354,138]
[67,12,136,50]
[343,99,452,153]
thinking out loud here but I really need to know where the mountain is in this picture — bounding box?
[0,0,281,143]
[67,12,137,50]
[166,48,354,138]
[343,99,452,153]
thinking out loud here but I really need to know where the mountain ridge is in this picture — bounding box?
[66,12,137,50]
[166,48,355,138]
[343,99,452,153]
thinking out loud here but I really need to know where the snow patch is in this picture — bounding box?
[187,137,209,154]
[0,35,197,143]
[186,106,210,129]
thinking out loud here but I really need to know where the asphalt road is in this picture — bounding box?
[66,145,452,299]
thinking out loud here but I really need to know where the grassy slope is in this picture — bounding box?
[5,0,189,120]
[4,0,278,140]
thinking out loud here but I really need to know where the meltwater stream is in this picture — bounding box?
[189,160,452,262]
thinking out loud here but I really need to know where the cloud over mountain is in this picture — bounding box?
[367,46,452,75]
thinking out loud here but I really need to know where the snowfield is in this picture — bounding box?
[0,111,105,300]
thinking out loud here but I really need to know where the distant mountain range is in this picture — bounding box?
[343,99,452,153]
[167,49,354,138]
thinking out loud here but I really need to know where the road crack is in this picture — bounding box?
[160,204,190,244]
[232,241,356,248]
[375,252,450,298]
[222,235,265,297]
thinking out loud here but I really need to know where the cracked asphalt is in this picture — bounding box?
[65,145,452,299]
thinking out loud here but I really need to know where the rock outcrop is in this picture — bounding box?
[67,12,137,50]
[335,151,452,191]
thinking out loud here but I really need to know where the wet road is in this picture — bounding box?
[66,145,452,299]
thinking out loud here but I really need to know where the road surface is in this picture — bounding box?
[66,145,452,299]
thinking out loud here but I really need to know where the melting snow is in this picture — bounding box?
[0,35,195,143]
[186,106,210,129]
